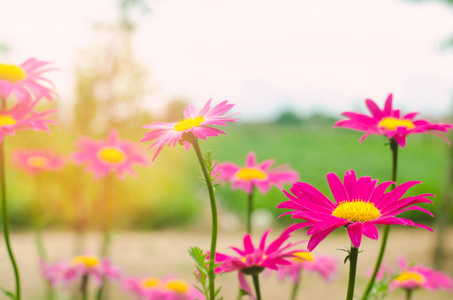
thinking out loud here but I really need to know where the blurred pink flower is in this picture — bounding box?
[278,169,434,251]
[214,151,299,194]
[141,99,238,161]
[214,229,304,275]
[13,149,65,174]
[41,254,122,288]
[0,97,56,142]
[72,130,149,179]
[0,58,56,101]
[333,93,453,148]
[123,276,202,300]
[271,251,337,284]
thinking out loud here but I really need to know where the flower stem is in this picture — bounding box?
[192,139,218,300]
[290,269,303,300]
[100,174,113,258]
[80,275,89,300]
[405,289,413,300]
[0,140,21,299]
[252,274,262,300]
[346,246,359,300]
[247,187,255,234]
[362,138,398,299]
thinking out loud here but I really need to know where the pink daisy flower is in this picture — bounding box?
[214,229,304,275]
[214,151,299,194]
[72,129,149,179]
[272,252,337,284]
[0,58,56,100]
[41,254,122,288]
[13,149,65,174]
[123,276,203,300]
[140,99,238,161]
[333,93,453,148]
[278,169,434,251]
[0,97,56,142]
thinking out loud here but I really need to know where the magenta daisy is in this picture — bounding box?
[123,276,202,300]
[0,58,56,100]
[72,129,149,179]
[214,151,299,194]
[214,229,303,275]
[0,98,56,142]
[333,94,453,147]
[140,99,238,161]
[41,254,122,288]
[278,169,434,251]
[13,149,65,174]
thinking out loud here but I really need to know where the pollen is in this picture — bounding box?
[27,156,48,168]
[141,277,161,288]
[174,116,204,131]
[166,279,189,293]
[71,255,100,268]
[0,115,17,126]
[98,147,125,163]
[394,271,425,284]
[293,251,314,262]
[332,200,380,222]
[0,64,26,82]
[378,117,415,130]
[236,168,267,180]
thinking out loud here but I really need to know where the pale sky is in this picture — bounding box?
[1,0,452,120]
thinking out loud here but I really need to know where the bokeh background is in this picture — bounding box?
[1,0,453,299]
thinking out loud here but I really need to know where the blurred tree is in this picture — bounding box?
[275,110,303,125]
[165,98,189,122]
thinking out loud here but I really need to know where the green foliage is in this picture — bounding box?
[0,287,15,299]
[188,246,211,299]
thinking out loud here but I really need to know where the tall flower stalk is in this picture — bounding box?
[247,186,255,234]
[289,269,302,300]
[346,246,359,300]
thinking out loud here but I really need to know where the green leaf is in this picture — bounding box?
[0,287,15,300]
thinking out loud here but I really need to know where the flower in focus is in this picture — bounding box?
[333,93,453,147]
[214,151,299,194]
[13,149,65,174]
[123,276,202,299]
[41,254,122,288]
[272,251,337,284]
[140,99,238,161]
[0,98,56,142]
[72,129,149,179]
[0,58,56,100]
[214,229,304,275]
[278,169,433,251]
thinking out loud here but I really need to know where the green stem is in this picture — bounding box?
[95,278,105,300]
[0,140,21,299]
[405,289,413,300]
[81,275,89,300]
[346,246,359,300]
[100,174,113,258]
[290,268,302,300]
[45,280,54,300]
[192,139,218,300]
[362,138,398,299]
[247,187,254,234]
[252,274,262,300]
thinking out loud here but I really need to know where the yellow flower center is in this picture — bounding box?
[166,279,189,293]
[332,200,381,222]
[378,117,415,130]
[27,156,48,168]
[394,271,425,284]
[0,115,17,126]
[98,147,125,163]
[71,255,100,268]
[0,64,26,82]
[141,277,161,288]
[174,116,204,131]
[293,251,314,262]
[236,168,267,180]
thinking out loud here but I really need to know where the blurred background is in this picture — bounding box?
[0,0,453,298]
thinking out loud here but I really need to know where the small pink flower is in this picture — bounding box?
[0,97,56,142]
[123,276,202,299]
[141,99,238,161]
[271,252,337,284]
[41,255,122,288]
[214,229,304,275]
[0,58,56,100]
[334,93,453,148]
[13,149,65,174]
[72,130,149,179]
[278,169,434,251]
[214,151,299,194]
